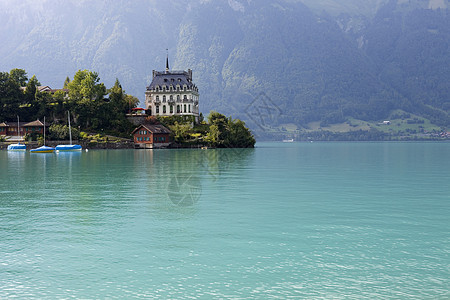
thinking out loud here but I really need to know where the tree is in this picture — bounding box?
[205,124,219,145]
[206,111,255,148]
[24,75,40,105]
[169,121,192,143]
[67,70,107,128]
[33,90,53,119]
[0,71,23,121]
[63,76,70,89]
[207,111,230,146]
[226,119,256,148]
[125,94,140,112]
[48,124,80,141]
[9,68,28,87]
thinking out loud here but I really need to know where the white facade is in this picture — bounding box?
[145,69,199,120]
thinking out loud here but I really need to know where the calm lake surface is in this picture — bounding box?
[0,142,449,299]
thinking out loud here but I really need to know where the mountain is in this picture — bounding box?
[0,0,448,134]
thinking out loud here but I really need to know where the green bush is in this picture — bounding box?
[48,124,80,141]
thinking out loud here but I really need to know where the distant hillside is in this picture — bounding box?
[0,0,448,136]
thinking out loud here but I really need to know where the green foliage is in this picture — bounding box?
[24,75,39,105]
[205,124,219,145]
[37,135,44,146]
[48,124,80,141]
[158,115,196,127]
[79,132,89,140]
[63,76,70,89]
[24,132,40,141]
[68,70,107,128]
[0,71,23,121]
[169,122,192,143]
[9,68,28,87]
[0,68,137,138]
[206,111,255,148]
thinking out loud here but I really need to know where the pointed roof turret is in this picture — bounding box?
[165,49,169,73]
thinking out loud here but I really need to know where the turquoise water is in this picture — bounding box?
[0,142,449,299]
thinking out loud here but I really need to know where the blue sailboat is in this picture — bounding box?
[31,117,55,153]
[55,111,82,152]
[7,116,26,151]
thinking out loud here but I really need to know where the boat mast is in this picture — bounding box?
[43,116,46,146]
[17,115,20,143]
[68,111,72,145]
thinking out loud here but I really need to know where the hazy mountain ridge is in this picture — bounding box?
[0,0,448,130]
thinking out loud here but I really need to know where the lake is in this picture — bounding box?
[0,142,449,299]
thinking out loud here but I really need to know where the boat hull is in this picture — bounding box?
[30,146,55,153]
[7,144,27,151]
[55,144,82,151]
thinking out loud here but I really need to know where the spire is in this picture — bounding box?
[165,49,169,73]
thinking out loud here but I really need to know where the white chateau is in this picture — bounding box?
[145,57,199,120]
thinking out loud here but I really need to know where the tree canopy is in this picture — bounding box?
[0,68,138,137]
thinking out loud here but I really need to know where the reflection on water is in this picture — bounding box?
[0,148,255,208]
[203,148,255,180]
[158,148,255,208]
[0,144,449,299]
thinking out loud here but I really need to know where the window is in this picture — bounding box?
[163,105,166,113]
[188,105,191,113]
[170,105,173,113]
[170,95,173,101]
[177,105,180,113]
[154,137,157,142]
[184,104,186,113]
[177,95,180,101]
[163,95,166,102]
[156,95,159,101]
[156,106,159,113]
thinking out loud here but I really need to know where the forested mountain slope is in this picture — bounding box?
[1,0,448,132]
